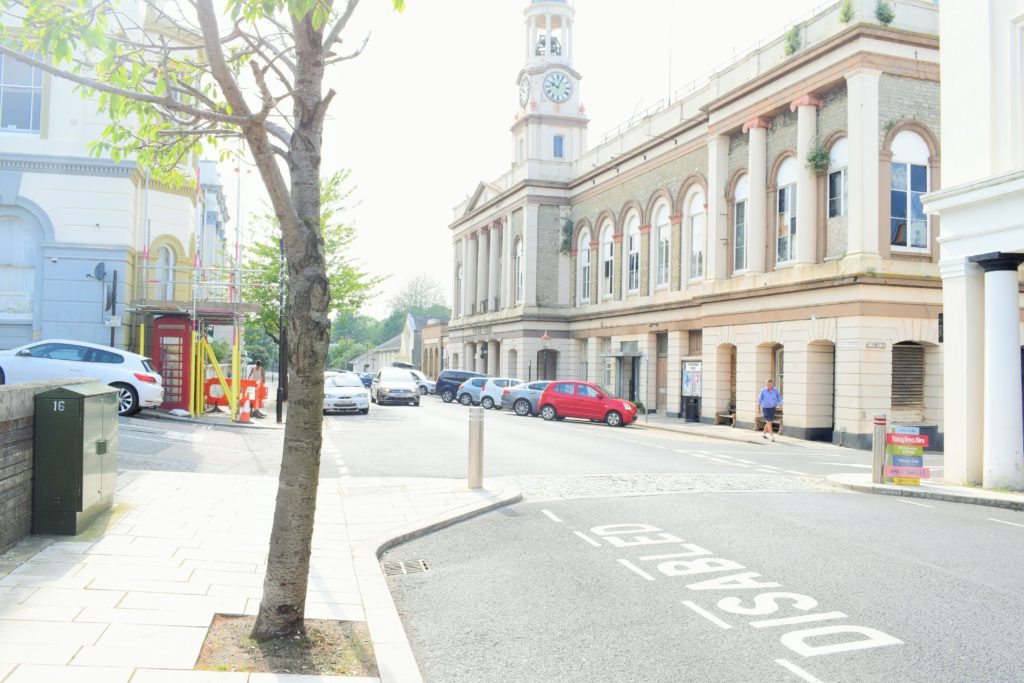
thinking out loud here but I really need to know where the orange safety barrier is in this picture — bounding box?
[204,378,267,409]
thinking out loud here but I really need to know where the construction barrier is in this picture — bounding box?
[203,378,267,409]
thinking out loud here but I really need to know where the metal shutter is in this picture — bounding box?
[892,344,924,420]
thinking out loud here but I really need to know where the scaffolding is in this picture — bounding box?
[127,163,279,422]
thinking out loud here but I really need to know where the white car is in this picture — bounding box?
[0,339,163,416]
[371,368,421,406]
[479,377,524,410]
[409,369,435,396]
[323,372,370,414]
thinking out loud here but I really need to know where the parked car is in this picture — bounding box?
[456,377,488,406]
[479,377,524,409]
[359,373,373,388]
[501,380,551,416]
[323,372,370,415]
[538,381,638,427]
[435,369,486,403]
[371,367,421,406]
[409,369,435,396]
[0,339,163,416]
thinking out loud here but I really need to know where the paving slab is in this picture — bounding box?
[3,664,133,683]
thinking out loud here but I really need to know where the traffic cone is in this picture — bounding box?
[239,399,252,424]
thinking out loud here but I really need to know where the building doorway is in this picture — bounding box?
[537,348,557,380]
[656,333,668,413]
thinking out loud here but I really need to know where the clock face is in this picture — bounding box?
[543,72,573,103]
[519,77,530,107]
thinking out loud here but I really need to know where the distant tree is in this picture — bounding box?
[243,171,381,344]
[388,274,448,314]
[244,324,279,369]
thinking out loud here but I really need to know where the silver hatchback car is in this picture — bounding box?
[501,380,552,416]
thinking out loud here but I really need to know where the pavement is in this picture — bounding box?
[827,472,1024,510]
[0,464,520,682]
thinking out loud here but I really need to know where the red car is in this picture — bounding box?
[538,381,639,427]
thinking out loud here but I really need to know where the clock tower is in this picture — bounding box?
[513,0,588,165]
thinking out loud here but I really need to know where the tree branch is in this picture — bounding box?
[321,0,362,58]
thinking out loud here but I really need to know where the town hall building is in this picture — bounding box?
[447,0,943,449]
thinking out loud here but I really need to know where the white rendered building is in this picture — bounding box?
[923,1,1024,489]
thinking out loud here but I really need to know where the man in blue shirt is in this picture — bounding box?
[758,379,782,442]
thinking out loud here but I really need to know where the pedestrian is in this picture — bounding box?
[248,360,267,418]
[758,378,782,442]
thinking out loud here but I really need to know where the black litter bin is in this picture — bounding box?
[684,396,701,422]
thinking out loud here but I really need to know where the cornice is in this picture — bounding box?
[0,153,135,179]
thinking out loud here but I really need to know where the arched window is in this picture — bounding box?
[514,239,524,304]
[776,157,798,264]
[890,131,930,251]
[654,203,670,287]
[0,217,37,318]
[156,245,174,301]
[625,216,641,293]
[577,229,591,304]
[600,223,614,297]
[828,137,848,218]
[687,191,705,280]
[733,175,749,273]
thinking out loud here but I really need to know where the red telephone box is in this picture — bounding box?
[153,316,193,411]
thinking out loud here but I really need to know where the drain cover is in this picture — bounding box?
[382,559,430,576]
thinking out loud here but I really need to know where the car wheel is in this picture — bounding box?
[514,399,531,416]
[441,389,454,403]
[540,405,557,421]
[361,408,369,414]
[414,400,421,407]
[111,383,139,416]
[481,396,494,409]
[605,410,623,427]
[371,393,377,404]
[418,385,428,396]
[0,367,5,384]
[458,393,473,406]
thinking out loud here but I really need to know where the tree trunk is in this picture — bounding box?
[251,11,330,640]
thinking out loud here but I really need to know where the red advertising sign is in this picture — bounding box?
[884,466,931,479]
[886,434,929,447]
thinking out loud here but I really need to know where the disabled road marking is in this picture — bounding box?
[574,531,601,547]
[617,559,656,581]
[542,509,563,523]
[987,517,1024,528]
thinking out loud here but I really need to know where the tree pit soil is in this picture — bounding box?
[195,614,378,676]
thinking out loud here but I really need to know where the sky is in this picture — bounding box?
[227,0,828,319]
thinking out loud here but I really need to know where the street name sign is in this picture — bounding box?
[884,466,930,478]
[886,434,929,447]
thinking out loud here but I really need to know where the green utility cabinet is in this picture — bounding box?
[33,383,119,535]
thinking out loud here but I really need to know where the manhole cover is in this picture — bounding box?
[382,559,430,576]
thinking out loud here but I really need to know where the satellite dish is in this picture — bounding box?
[93,262,107,281]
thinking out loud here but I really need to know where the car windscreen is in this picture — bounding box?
[326,375,363,388]
[379,370,414,382]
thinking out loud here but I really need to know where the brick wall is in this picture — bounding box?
[0,380,89,555]
[878,75,941,145]
[536,205,563,307]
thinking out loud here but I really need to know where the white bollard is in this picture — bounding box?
[872,413,887,484]
[468,406,484,489]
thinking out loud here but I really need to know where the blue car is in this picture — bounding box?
[456,377,488,406]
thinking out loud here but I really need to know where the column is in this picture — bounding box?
[460,238,469,319]
[939,258,985,484]
[488,222,501,311]
[971,253,1024,490]
[452,240,461,318]
[488,340,500,376]
[845,68,882,257]
[477,226,489,313]
[589,239,599,304]
[670,213,683,289]
[612,233,623,300]
[639,224,651,295]
[792,94,822,265]
[464,342,474,372]
[524,205,539,306]
[465,232,478,316]
[743,117,770,273]
[501,213,512,309]
[706,135,729,280]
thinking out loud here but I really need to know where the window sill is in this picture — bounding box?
[891,247,931,256]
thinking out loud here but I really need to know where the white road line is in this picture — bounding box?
[755,468,779,474]
[681,600,733,629]
[736,459,758,465]
[785,470,810,476]
[895,499,934,508]
[987,517,1024,529]
[775,658,825,683]
[759,465,782,471]
[688,454,708,459]
[751,611,846,628]
[541,509,562,523]
[574,531,602,547]
[617,559,656,581]
[710,454,733,459]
